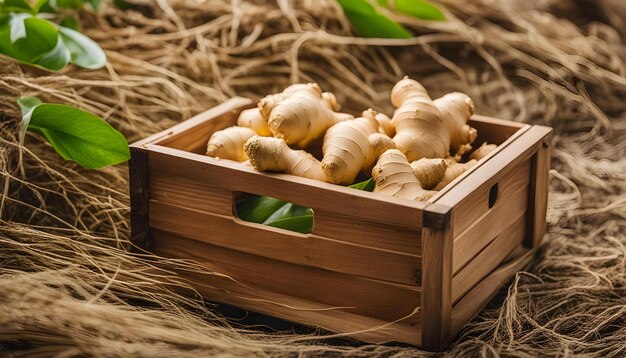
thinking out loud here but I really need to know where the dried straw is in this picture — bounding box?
[1,0,625,356]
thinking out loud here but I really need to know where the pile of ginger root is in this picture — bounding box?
[205,77,498,201]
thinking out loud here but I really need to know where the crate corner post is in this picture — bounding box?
[129,143,151,251]
[421,203,454,351]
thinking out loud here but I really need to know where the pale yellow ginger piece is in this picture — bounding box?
[206,126,257,162]
[470,142,497,160]
[372,149,437,201]
[237,108,271,136]
[375,112,395,137]
[244,135,327,182]
[433,92,478,159]
[410,158,448,190]
[433,159,477,190]
[390,77,477,161]
[321,109,395,185]
[259,83,354,147]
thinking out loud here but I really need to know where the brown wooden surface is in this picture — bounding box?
[525,129,553,247]
[469,115,526,148]
[130,97,253,150]
[451,214,526,304]
[129,146,150,250]
[434,126,550,238]
[147,145,427,231]
[450,247,533,339]
[151,230,421,323]
[295,210,420,254]
[450,159,531,272]
[420,220,453,350]
[178,268,422,345]
[149,200,422,285]
[150,173,234,216]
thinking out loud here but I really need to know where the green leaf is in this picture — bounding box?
[377,0,445,21]
[36,34,70,70]
[84,0,100,9]
[17,96,42,145]
[113,0,133,10]
[59,15,79,31]
[267,215,313,234]
[0,17,58,63]
[0,0,34,13]
[263,203,312,225]
[236,195,288,224]
[59,26,106,69]
[337,0,411,38]
[25,103,130,168]
[349,178,375,191]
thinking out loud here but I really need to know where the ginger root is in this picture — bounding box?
[260,83,353,147]
[237,108,271,136]
[410,158,448,190]
[244,136,327,182]
[470,142,497,160]
[375,112,395,137]
[206,126,257,162]
[433,159,477,190]
[433,92,478,158]
[372,149,437,201]
[322,109,395,185]
[390,77,477,161]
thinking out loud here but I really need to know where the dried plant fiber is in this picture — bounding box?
[0,0,625,356]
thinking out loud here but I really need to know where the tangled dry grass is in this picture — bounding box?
[1,0,625,356]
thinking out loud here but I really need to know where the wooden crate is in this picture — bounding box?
[129,97,553,351]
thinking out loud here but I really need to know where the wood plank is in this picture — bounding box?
[450,247,533,339]
[434,126,549,237]
[149,174,422,256]
[450,159,530,238]
[147,145,426,231]
[420,222,453,350]
[151,173,233,216]
[313,211,421,255]
[129,146,150,250]
[451,214,526,304]
[525,133,552,248]
[149,200,423,286]
[150,230,421,323]
[469,115,526,147]
[452,183,528,273]
[175,269,422,345]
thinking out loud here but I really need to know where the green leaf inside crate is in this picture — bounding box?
[236,178,376,235]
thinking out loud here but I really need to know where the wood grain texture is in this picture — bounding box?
[177,268,422,345]
[147,145,427,230]
[525,129,553,247]
[313,210,421,255]
[434,126,548,237]
[420,220,453,351]
[150,230,421,323]
[469,115,526,148]
[150,173,233,216]
[450,247,533,339]
[149,200,422,285]
[156,97,254,153]
[452,181,528,273]
[451,214,526,304]
[129,146,150,250]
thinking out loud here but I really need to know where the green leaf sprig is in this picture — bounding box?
[0,0,106,71]
[18,96,130,168]
[236,178,376,234]
[337,0,445,39]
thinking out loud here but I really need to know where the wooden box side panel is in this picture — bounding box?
[150,230,421,324]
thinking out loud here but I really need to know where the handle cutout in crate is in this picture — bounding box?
[488,183,499,209]
[233,178,375,234]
